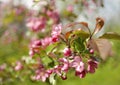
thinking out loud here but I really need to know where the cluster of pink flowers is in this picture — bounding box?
[46,10,60,24]
[27,24,99,82]
[30,56,98,82]
[25,0,103,82]
[26,17,46,32]
[29,24,62,57]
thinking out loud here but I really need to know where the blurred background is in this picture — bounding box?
[0,0,120,85]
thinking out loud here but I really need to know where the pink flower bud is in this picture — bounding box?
[61,75,67,80]
[63,48,72,57]
[89,49,94,54]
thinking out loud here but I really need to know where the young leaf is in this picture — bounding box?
[88,39,113,60]
[71,37,85,53]
[92,17,104,35]
[99,32,120,40]
[79,22,89,28]
[63,22,91,35]
[42,56,52,66]
[46,42,58,55]
[72,30,90,39]
[64,30,73,40]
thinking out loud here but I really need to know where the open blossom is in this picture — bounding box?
[70,56,86,78]
[29,40,42,57]
[71,56,84,72]
[51,24,62,37]
[26,17,46,32]
[41,37,52,47]
[53,58,69,80]
[51,24,62,42]
[87,59,98,73]
[59,58,69,72]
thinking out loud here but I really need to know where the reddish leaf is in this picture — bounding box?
[65,30,73,40]
[88,39,113,60]
[92,17,104,35]
[79,22,89,28]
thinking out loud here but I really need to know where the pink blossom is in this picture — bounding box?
[53,65,62,76]
[41,37,52,47]
[52,58,69,80]
[59,58,69,72]
[14,6,24,15]
[51,24,63,42]
[14,61,23,71]
[26,17,46,32]
[29,48,35,57]
[51,24,62,37]
[61,73,67,80]
[67,5,74,12]
[75,70,87,78]
[53,65,68,80]
[30,40,42,48]
[0,63,6,71]
[29,40,42,57]
[71,56,84,73]
[89,49,94,54]
[47,10,60,24]
[87,59,98,73]
[52,36,59,42]
[63,47,72,57]
[32,68,50,82]
[53,58,69,77]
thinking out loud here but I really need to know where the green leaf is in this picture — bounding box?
[49,73,56,85]
[72,30,90,39]
[71,37,85,53]
[46,42,58,55]
[99,32,120,40]
[42,56,52,66]
[0,27,7,37]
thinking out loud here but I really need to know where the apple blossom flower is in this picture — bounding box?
[41,37,52,47]
[51,24,62,37]
[29,40,42,57]
[59,58,69,72]
[70,56,84,73]
[87,59,98,73]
